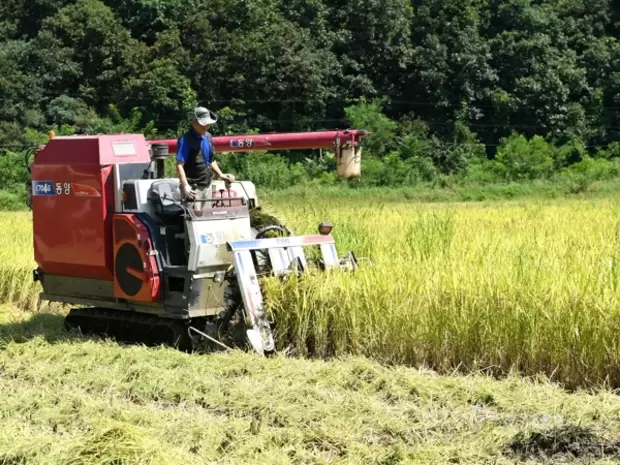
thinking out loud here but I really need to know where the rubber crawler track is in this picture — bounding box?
[64,307,194,351]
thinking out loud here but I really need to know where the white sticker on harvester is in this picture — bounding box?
[112,142,137,156]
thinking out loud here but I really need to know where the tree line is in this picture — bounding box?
[0,0,619,196]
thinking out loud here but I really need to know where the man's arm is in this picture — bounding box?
[209,159,235,182]
[209,159,225,178]
[207,134,235,182]
[176,162,189,186]
[175,136,194,198]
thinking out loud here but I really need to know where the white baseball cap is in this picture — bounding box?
[189,106,217,126]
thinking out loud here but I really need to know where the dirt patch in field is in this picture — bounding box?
[504,425,620,461]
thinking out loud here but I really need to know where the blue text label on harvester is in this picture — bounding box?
[32,181,56,195]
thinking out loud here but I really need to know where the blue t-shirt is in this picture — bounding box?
[175,127,215,165]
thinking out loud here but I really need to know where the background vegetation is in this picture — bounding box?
[1,0,620,208]
[4,2,620,460]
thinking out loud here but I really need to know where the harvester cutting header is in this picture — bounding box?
[27,106,369,355]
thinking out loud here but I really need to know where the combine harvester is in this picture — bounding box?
[26,128,368,355]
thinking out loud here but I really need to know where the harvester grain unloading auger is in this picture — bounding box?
[26,128,369,356]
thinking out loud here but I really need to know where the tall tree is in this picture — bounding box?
[405,0,498,149]
[29,0,137,111]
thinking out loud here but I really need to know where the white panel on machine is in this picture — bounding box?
[121,179,163,217]
[186,216,253,271]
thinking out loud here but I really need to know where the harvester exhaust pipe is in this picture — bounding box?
[149,143,169,179]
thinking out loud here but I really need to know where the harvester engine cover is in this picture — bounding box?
[28,134,360,355]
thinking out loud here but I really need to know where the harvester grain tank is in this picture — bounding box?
[27,128,368,355]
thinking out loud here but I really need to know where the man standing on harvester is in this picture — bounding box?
[176,106,235,209]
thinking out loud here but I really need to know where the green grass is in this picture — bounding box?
[2,304,620,464]
[259,177,620,204]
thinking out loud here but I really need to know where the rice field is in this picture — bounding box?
[3,316,620,465]
[4,194,620,388]
[263,195,620,390]
[5,193,620,463]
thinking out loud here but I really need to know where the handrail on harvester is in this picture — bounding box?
[148,129,370,154]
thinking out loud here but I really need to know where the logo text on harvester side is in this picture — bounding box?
[32,181,56,196]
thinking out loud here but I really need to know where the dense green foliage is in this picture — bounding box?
[1,0,620,196]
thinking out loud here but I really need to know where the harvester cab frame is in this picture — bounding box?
[27,128,369,356]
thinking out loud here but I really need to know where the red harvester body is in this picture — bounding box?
[29,128,367,355]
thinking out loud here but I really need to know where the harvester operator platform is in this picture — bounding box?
[176,106,235,209]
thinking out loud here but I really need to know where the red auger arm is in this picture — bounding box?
[149,129,369,178]
[151,129,369,153]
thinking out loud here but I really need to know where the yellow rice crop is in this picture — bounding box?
[262,195,620,389]
[4,195,620,388]
[0,212,41,311]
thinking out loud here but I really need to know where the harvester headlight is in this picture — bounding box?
[318,222,333,235]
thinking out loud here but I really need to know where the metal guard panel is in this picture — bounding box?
[187,216,253,271]
[227,234,335,252]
